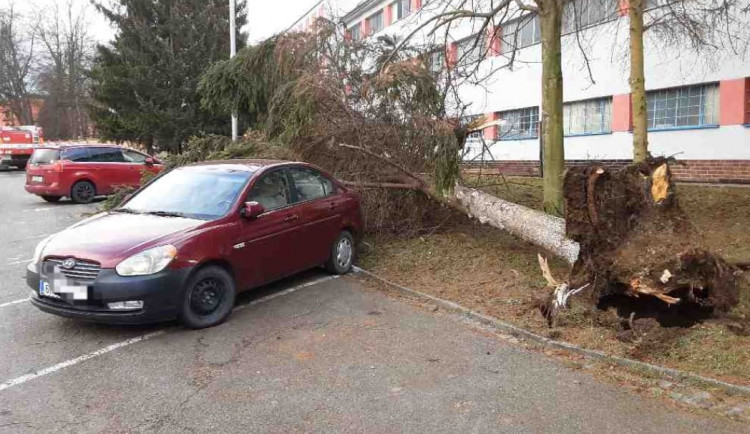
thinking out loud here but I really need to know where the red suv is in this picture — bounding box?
[26,160,363,328]
[25,144,163,203]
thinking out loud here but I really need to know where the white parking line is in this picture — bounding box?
[0,274,339,392]
[5,258,33,266]
[0,298,29,309]
[234,275,339,312]
[0,331,167,392]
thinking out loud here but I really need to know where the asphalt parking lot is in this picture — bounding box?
[0,169,746,433]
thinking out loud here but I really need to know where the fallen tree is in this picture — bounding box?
[190,24,741,329]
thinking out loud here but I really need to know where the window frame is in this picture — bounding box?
[562,0,618,34]
[122,149,149,163]
[286,166,337,205]
[455,33,488,65]
[395,0,411,21]
[87,147,127,163]
[463,115,484,141]
[646,83,720,131]
[500,14,540,54]
[367,10,384,35]
[563,97,613,137]
[428,48,445,74]
[61,147,91,162]
[246,168,294,213]
[496,107,540,141]
[349,24,361,41]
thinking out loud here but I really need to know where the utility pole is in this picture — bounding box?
[230,0,238,141]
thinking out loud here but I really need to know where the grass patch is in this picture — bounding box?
[360,178,750,383]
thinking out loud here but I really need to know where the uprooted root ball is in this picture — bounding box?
[562,158,742,327]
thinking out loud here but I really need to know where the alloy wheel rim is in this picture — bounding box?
[190,278,225,315]
[336,238,352,268]
[76,184,93,201]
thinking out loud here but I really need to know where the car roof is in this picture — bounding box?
[186,159,303,172]
[34,143,127,150]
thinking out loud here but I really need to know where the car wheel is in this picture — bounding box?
[41,195,61,203]
[325,230,355,275]
[70,180,96,204]
[180,266,236,329]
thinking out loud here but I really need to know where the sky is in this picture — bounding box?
[11,0,327,45]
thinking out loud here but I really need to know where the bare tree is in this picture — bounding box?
[0,3,37,125]
[628,0,750,162]
[629,0,648,162]
[380,0,570,215]
[36,0,94,139]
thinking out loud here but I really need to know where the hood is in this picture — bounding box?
[40,212,205,268]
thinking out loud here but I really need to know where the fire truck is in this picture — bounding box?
[0,126,44,169]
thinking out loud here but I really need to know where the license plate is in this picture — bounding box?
[39,280,61,299]
[32,176,43,183]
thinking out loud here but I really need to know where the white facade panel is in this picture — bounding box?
[295,0,750,162]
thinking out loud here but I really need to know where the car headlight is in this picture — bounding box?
[32,235,55,265]
[116,245,177,276]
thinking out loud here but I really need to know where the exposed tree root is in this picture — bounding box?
[543,158,743,329]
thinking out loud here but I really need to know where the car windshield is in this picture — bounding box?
[119,167,254,220]
[30,149,60,164]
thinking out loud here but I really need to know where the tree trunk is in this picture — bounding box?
[539,1,565,216]
[629,0,648,162]
[454,184,580,264]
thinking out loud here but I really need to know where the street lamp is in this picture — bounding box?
[230,0,238,141]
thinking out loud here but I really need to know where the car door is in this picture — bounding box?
[121,149,152,186]
[287,166,343,268]
[87,147,129,194]
[230,169,306,289]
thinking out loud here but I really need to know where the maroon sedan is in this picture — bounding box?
[26,160,362,328]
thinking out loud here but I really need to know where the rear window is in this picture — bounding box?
[30,149,60,165]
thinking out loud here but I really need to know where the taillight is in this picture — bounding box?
[51,161,64,172]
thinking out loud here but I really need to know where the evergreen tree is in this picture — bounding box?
[89,0,247,153]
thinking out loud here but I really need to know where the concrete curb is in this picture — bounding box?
[353,266,750,396]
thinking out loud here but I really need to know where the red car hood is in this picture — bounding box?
[41,212,205,268]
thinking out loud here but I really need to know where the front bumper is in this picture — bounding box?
[27,263,193,325]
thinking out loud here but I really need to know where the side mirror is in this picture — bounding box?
[144,157,155,166]
[242,201,265,219]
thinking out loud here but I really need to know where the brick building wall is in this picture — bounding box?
[465,159,750,184]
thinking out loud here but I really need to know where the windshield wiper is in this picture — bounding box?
[111,208,142,214]
[145,210,188,218]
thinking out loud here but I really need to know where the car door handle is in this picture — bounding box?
[284,215,300,222]
[329,202,337,209]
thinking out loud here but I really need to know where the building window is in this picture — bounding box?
[563,98,612,135]
[429,49,445,74]
[367,11,384,35]
[349,24,361,41]
[647,83,719,130]
[501,15,540,53]
[497,107,539,140]
[463,115,484,140]
[456,33,488,65]
[562,0,618,33]
[395,0,411,20]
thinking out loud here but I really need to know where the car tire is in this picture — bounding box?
[70,180,96,204]
[41,195,61,203]
[325,230,355,275]
[180,265,236,329]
